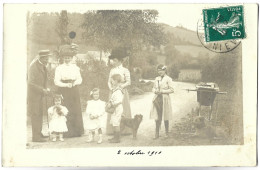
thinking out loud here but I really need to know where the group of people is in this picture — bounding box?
[27,45,174,144]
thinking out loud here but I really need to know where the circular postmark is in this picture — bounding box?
[197,18,241,53]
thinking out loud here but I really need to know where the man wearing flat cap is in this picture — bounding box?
[28,50,51,142]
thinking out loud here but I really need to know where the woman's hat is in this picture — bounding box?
[109,48,127,59]
[90,88,100,96]
[53,94,63,100]
[39,50,52,58]
[60,47,74,57]
[71,43,79,53]
[157,64,167,71]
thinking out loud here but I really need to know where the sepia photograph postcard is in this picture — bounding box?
[2,3,258,167]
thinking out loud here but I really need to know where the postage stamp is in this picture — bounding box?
[203,5,245,42]
[197,18,241,53]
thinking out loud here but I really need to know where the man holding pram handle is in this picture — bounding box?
[150,64,174,139]
[28,50,52,142]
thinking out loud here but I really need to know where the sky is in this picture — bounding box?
[156,6,203,31]
[24,4,214,31]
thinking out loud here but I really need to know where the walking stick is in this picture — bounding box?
[45,89,52,141]
[46,108,51,141]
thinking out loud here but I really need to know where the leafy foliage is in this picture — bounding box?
[78,59,111,110]
[27,12,60,44]
[81,10,166,52]
[201,46,241,91]
[56,10,70,45]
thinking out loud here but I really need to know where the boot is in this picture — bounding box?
[41,133,49,138]
[153,132,159,140]
[165,121,169,138]
[108,131,116,142]
[59,133,64,142]
[52,133,57,142]
[52,136,57,142]
[87,132,94,143]
[33,138,47,142]
[97,134,102,144]
[109,132,120,143]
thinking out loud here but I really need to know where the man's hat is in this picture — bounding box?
[109,48,127,60]
[38,50,52,58]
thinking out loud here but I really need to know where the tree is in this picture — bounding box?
[56,10,70,45]
[164,44,181,65]
[81,10,166,67]
[201,45,241,91]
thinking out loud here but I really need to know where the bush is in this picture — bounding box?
[78,59,111,111]
[200,46,243,144]
[142,65,157,79]
[167,64,180,80]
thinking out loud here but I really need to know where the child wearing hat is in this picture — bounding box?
[150,64,174,139]
[85,88,106,144]
[48,94,69,142]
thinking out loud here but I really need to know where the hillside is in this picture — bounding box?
[174,45,215,58]
[159,23,216,59]
[160,23,201,46]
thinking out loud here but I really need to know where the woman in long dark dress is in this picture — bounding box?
[54,49,84,137]
[106,48,132,135]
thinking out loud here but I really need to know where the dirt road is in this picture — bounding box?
[27,82,201,149]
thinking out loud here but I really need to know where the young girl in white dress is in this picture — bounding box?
[48,94,69,142]
[85,88,106,144]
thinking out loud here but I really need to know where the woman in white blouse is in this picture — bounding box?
[54,49,84,138]
[106,48,132,135]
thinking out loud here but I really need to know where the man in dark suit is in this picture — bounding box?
[28,50,51,142]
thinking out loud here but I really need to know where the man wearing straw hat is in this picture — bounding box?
[28,50,52,142]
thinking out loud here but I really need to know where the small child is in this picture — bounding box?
[85,88,106,144]
[48,94,68,142]
[107,74,124,143]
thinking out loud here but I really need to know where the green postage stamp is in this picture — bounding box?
[203,5,245,42]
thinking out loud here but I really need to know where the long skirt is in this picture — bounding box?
[106,88,132,135]
[150,94,173,121]
[59,86,84,137]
